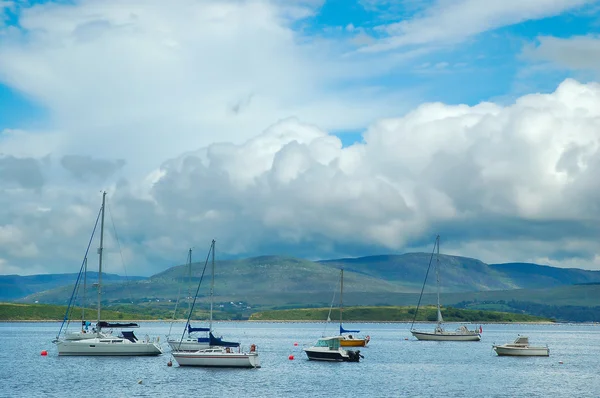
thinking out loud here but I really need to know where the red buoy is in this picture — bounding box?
[41,350,48,356]
[293,342,298,346]
[288,355,294,360]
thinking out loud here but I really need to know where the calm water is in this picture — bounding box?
[1,321,599,397]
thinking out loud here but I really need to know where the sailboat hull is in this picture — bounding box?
[172,349,260,368]
[411,330,481,341]
[493,345,549,356]
[56,338,163,356]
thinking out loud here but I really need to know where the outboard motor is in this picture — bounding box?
[344,350,362,362]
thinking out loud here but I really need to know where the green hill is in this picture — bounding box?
[7,254,600,322]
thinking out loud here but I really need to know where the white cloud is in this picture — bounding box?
[360,0,595,52]
[0,0,414,179]
[4,78,595,276]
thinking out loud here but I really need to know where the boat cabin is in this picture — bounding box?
[314,337,342,350]
[511,336,530,346]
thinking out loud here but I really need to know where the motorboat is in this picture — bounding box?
[493,336,549,356]
[303,336,362,362]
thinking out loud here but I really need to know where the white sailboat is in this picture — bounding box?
[167,248,210,352]
[410,235,481,342]
[171,240,260,368]
[54,191,163,356]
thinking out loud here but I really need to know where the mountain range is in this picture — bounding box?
[4,253,600,313]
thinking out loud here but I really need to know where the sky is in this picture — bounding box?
[1,0,600,276]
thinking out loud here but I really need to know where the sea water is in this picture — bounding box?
[1,321,599,397]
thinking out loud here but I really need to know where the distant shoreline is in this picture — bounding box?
[0,319,580,325]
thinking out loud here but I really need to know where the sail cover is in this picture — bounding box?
[209,332,240,347]
[98,321,139,328]
[188,324,210,333]
[340,325,360,334]
[121,331,138,342]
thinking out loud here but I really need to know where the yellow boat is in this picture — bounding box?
[340,335,370,347]
[337,269,371,348]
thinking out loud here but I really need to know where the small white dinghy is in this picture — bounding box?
[493,336,549,357]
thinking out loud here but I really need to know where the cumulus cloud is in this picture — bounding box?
[2,78,600,276]
[96,79,600,274]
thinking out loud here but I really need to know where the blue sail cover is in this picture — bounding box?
[340,325,360,334]
[209,332,240,347]
[98,321,139,329]
[121,331,138,342]
[188,324,211,334]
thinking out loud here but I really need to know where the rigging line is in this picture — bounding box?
[323,274,339,336]
[409,236,438,331]
[168,249,192,337]
[177,240,212,350]
[56,205,102,340]
[106,200,135,305]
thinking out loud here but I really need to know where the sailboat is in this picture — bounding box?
[167,248,211,352]
[171,240,260,368]
[338,269,370,347]
[54,191,163,356]
[410,235,481,342]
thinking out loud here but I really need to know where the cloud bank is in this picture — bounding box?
[2,78,600,275]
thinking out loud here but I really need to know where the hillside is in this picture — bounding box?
[0,272,146,301]
[8,254,600,318]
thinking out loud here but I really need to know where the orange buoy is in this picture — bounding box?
[288,355,294,360]
[40,350,48,356]
[293,342,298,346]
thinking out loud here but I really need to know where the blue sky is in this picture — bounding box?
[1,0,600,275]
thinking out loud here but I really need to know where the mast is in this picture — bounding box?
[81,256,87,326]
[187,248,192,322]
[435,235,443,325]
[209,239,215,332]
[339,268,343,327]
[97,191,106,330]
